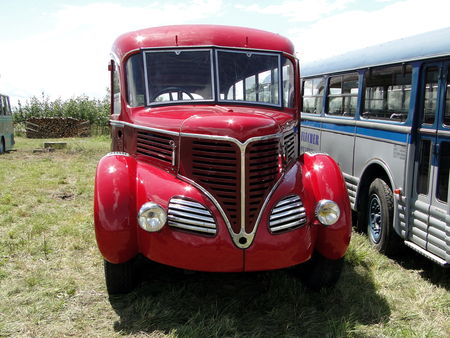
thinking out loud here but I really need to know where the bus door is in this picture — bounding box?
[410,62,450,264]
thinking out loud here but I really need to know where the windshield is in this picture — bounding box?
[126,49,295,108]
[145,50,213,104]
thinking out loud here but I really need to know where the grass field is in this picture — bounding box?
[0,136,449,337]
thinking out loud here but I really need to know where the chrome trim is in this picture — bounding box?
[270,220,304,232]
[168,221,216,234]
[168,215,216,229]
[270,206,304,220]
[105,151,130,157]
[110,120,179,136]
[168,209,214,223]
[404,240,448,266]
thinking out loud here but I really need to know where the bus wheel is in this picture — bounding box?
[366,178,399,255]
[104,258,138,295]
[296,252,344,290]
[0,138,4,154]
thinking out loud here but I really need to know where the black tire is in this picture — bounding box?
[296,252,344,291]
[104,258,137,294]
[365,178,400,255]
[0,138,4,154]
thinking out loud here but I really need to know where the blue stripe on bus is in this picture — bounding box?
[302,122,410,143]
[301,120,322,128]
[356,127,408,143]
[322,122,355,134]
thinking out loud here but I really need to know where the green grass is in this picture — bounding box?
[0,137,449,337]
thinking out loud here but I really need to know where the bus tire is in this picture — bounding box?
[296,252,344,290]
[104,258,137,295]
[366,178,400,255]
[0,138,4,154]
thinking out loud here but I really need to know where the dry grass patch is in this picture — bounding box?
[0,136,448,337]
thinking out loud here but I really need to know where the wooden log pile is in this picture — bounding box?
[25,117,90,138]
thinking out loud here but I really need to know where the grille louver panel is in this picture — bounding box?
[283,128,297,163]
[136,131,174,164]
[187,139,240,232]
[269,195,306,233]
[246,139,279,232]
[168,197,217,235]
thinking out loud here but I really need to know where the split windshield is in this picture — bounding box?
[126,49,295,108]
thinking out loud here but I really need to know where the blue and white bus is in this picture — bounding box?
[0,94,14,154]
[300,28,450,266]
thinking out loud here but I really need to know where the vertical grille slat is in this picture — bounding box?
[269,195,307,233]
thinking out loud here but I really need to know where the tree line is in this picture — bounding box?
[13,92,111,128]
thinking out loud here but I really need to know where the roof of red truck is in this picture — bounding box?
[112,25,295,60]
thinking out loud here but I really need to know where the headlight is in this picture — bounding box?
[315,200,340,226]
[138,202,167,232]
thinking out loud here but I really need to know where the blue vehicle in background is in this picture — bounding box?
[300,28,450,266]
[0,94,14,154]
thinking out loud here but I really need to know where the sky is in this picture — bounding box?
[1,0,449,106]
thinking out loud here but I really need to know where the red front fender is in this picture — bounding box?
[94,153,138,263]
[300,152,352,260]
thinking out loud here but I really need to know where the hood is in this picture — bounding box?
[131,105,293,142]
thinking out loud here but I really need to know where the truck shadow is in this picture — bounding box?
[109,259,390,337]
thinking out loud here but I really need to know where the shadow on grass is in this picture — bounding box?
[394,248,450,290]
[109,258,390,337]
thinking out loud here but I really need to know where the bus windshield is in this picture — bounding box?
[128,49,294,107]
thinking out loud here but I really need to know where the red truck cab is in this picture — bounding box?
[94,25,351,294]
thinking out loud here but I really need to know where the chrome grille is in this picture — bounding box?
[283,128,297,163]
[168,197,217,235]
[136,131,174,164]
[182,139,240,232]
[269,195,306,233]
[246,139,279,232]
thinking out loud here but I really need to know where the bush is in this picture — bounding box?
[13,92,110,128]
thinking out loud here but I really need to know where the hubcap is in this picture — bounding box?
[368,194,382,243]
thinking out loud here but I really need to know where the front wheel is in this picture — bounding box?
[295,252,344,290]
[366,178,400,255]
[104,258,138,295]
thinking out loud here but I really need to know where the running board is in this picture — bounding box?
[404,241,449,267]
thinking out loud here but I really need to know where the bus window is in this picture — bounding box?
[126,53,145,107]
[437,142,450,202]
[327,73,358,117]
[282,57,295,108]
[423,67,439,125]
[302,77,324,114]
[417,139,431,195]
[112,61,121,114]
[217,50,281,106]
[445,67,450,126]
[363,65,412,122]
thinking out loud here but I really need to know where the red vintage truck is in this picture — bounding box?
[94,25,351,294]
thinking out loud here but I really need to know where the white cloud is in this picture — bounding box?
[0,0,223,106]
[291,0,450,62]
[236,0,355,22]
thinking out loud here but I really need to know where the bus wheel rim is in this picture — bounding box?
[368,194,382,243]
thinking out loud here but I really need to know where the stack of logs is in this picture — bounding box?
[25,117,90,138]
